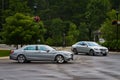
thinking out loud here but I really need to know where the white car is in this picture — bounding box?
[10,45,73,63]
[71,41,108,56]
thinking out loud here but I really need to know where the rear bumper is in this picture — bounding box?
[9,55,17,60]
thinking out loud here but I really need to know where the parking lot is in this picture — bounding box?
[0,52,120,80]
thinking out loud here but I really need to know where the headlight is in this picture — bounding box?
[94,48,99,50]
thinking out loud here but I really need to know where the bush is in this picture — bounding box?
[101,40,120,51]
[0,50,10,57]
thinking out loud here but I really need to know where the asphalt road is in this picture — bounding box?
[0,53,120,80]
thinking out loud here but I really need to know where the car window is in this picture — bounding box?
[77,42,86,46]
[38,45,55,51]
[87,42,99,46]
[77,42,82,45]
[24,46,36,50]
[38,46,47,51]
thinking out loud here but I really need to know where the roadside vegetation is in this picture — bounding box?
[0,0,120,50]
[0,50,10,57]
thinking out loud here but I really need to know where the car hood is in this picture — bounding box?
[89,46,108,49]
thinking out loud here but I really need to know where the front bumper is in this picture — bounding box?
[65,54,74,61]
[94,50,108,55]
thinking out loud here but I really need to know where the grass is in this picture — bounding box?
[0,50,10,57]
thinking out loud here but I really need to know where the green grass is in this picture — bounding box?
[0,50,10,57]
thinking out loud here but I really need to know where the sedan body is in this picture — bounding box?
[71,41,108,56]
[10,45,73,63]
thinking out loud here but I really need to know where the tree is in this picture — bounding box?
[100,9,120,41]
[65,22,79,45]
[85,0,111,40]
[1,13,46,48]
[110,0,120,9]
[45,18,79,46]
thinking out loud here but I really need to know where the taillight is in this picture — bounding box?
[10,50,14,54]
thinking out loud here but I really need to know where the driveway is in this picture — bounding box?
[0,53,120,80]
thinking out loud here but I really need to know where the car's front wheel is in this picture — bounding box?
[17,55,26,63]
[103,53,107,56]
[55,55,65,64]
[89,50,95,56]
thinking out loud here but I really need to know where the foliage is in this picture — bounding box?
[100,9,120,41]
[0,50,10,57]
[100,9,120,50]
[0,0,120,47]
[85,0,111,40]
[1,13,46,46]
[45,18,79,46]
[102,40,120,50]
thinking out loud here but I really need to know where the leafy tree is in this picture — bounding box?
[110,0,120,9]
[1,0,120,46]
[1,13,46,48]
[65,22,79,45]
[78,22,89,41]
[45,18,79,46]
[2,0,31,25]
[85,0,111,40]
[45,18,64,46]
[100,9,120,41]
[100,9,120,50]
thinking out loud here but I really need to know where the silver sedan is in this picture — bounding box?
[71,41,109,56]
[10,45,73,63]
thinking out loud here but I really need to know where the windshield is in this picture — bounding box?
[46,45,56,51]
[87,42,100,46]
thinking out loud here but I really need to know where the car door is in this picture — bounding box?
[23,45,40,60]
[80,42,89,53]
[37,45,56,61]
[77,42,87,53]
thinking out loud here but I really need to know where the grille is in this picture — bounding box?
[100,49,106,51]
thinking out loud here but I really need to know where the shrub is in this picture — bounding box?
[101,40,120,51]
[0,50,10,57]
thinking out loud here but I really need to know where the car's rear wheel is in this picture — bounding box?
[55,55,65,64]
[89,50,95,56]
[17,55,26,63]
[73,48,78,55]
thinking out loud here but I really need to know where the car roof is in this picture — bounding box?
[77,41,94,43]
[75,41,96,44]
[25,44,48,46]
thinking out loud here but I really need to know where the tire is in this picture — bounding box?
[55,55,65,64]
[85,53,89,55]
[103,53,107,56]
[89,50,95,56]
[73,48,78,55]
[17,55,26,63]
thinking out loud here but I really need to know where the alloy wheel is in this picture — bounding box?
[89,50,95,56]
[56,55,65,63]
[17,55,26,63]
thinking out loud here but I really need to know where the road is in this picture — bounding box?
[0,53,120,80]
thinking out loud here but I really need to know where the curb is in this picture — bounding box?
[109,52,120,54]
[0,56,9,59]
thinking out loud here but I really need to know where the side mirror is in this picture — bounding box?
[46,50,50,53]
